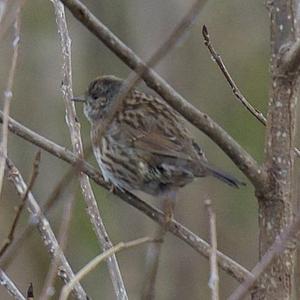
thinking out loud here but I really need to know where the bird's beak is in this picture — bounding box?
[71,96,86,103]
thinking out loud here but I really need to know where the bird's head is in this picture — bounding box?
[72,75,123,123]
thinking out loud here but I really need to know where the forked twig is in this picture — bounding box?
[51,1,127,299]
[205,199,219,300]
[201,25,300,158]
[59,237,155,300]
[0,268,26,300]
[0,10,21,199]
[0,151,41,257]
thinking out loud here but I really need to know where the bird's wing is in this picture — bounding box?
[118,120,196,162]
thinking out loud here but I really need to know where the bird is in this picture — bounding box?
[73,75,244,200]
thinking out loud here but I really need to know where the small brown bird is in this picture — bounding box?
[73,75,244,197]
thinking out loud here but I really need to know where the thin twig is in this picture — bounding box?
[0,0,25,41]
[0,268,26,300]
[142,194,177,299]
[0,10,21,199]
[59,0,267,191]
[0,112,252,283]
[40,194,74,300]
[201,25,300,158]
[0,150,41,257]
[51,2,128,299]
[59,237,155,300]
[141,226,165,300]
[202,25,266,125]
[228,208,300,300]
[26,283,33,300]
[5,157,88,299]
[0,164,76,269]
[205,199,219,300]
[95,0,208,141]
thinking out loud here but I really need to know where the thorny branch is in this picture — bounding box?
[0,112,252,283]
[5,157,88,299]
[59,0,267,191]
[51,1,128,299]
[0,151,40,257]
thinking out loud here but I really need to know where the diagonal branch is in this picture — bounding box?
[229,207,300,300]
[39,194,74,300]
[96,0,208,141]
[59,0,267,191]
[0,268,26,300]
[201,25,300,158]
[202,25,266,126]
[60,237,155,300]
[51,2,128,299]
[0,165,76,269]
[0,112,252,283]
[0,151,40,257]
[5,157,88,300]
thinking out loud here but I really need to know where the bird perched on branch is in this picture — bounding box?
[73,75,244,201]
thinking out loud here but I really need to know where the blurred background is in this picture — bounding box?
[0,0,281,299]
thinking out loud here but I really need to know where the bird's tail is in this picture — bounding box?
[204,163,245,188]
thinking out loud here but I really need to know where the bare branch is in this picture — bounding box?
[59,0,267,191]
[0,0,25,41]
[59,237,155,300]
[0,268,26,300]
[201,25,300,158]
[202,25,266,126]
[40,194,74,300]
[96,0,208,140]
[0,165,76,269]
[0,151,40,257]
[5,157,88,300]
[205,199,219,300]
[0,10,21,199]
[141,224,166,300]
[0,111,252,282]
[229,208,300,300]
[51,2,128,299]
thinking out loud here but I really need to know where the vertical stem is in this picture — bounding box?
[254,1,298,299]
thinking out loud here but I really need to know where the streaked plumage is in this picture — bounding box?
[77,75,244,196]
